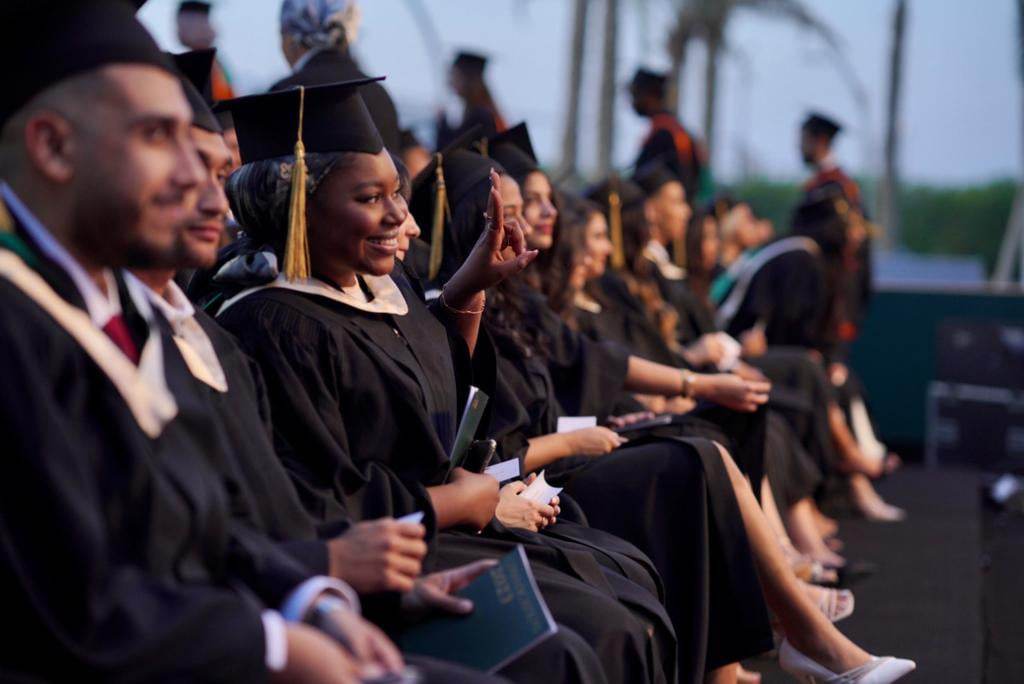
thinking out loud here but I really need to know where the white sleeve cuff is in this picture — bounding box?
[261,610,288,673]
[280,576,361,622]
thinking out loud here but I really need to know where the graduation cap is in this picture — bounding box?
[585,176,645,271]
[169,49,220,133]
[399,128,422,152]
[0,0,173,127]
[215,78,386,281]
[802,112,842,139]
[453,51,489,74]
[629,68,668,96]
[633,161,681,198]
[485,122,538,181]
[408,125,497,280]
[178,1,212,14]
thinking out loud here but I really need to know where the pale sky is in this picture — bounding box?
[139,0,1021,185]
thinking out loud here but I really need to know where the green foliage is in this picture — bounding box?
[728,177,1017,275]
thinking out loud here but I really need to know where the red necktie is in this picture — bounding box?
[102,314,141,365]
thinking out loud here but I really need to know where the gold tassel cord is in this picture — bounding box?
[427,153,448,281]
[283,86,311,282]
[608,188,625,271]
[0,200,12,233]
[672,232,686,269]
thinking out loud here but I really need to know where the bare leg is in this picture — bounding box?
[829,404,883,477]
[706,662,738,684]
[809,501,839,538]
[786,498,846,567]
[759,477,789,540]
[714,443,871,673]
[849,473,906,522]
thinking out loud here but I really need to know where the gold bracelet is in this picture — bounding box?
[440,289,486,315]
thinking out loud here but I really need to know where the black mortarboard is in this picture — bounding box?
[408,126,497,279]
[802,112,842,139]
[169,49,220,133]
[453,51,488,74]
[214,78,385,164]
[629,68,668,95]
[633,161,681,198]
[486,122,538,181]
[1,0,174,127]
[216,78,386,282]
[178,1,212,14]
[400,128,422,152]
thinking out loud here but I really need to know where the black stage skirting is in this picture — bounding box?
[748,467,995,683]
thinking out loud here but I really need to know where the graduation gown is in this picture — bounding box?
[155,302,508,684]
[635,112,703,201]
[484,316,773,680]
[216,269,674,684]
[0,229,269,681]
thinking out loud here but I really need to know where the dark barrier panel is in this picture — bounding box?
[848,286,1024,452]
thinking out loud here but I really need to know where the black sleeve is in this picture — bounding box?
[0,308,267,682]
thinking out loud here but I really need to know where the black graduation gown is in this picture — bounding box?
[520,280,768,487]
[0,235,268,681]
[271,48,402,153]
[161,308,507,684]
[437,104,502,149]
[719,248,828,353]
[635,112,703,200]
[484,320,773,681]
[216,272,673,684]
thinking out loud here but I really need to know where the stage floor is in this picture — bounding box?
[747,466,1007,683]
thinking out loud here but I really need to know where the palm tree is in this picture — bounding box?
[555,0,591,183]
[664,0,862,167]
[597,0,621,176]
[878,0,908,249]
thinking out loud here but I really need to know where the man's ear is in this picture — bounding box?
[23,112,76,184]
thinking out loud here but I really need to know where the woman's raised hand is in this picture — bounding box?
[442,169,539,306]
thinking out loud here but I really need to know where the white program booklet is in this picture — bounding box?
[556,416,597,433]
[484,459,521,483]
[519,471,562,505]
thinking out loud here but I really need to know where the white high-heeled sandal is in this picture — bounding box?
[779,639,916,683]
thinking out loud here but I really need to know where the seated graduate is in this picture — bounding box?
[428,132,917,684]
[127,51,510,684]
[0,3,378,681]
[627,166,848,571]
[712,194,906,522]
[205,78,676,684]
[412,143,779,682]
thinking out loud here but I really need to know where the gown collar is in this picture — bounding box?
[220,272,409,317]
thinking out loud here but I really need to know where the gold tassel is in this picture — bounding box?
[0,200,12,233]
[477,137,489,158]
[427,153,448,281]
[672,232,686,268]
[283,86,311,282]
[608,185,625,271]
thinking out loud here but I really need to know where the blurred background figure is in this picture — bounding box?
[273,0,402,152]
[630,68,708,205]
[436,51,507,148]
[176,0,235,100]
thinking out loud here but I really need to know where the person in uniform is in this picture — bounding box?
[436,51,507,149]
[176,0,235,100]
[629,68,707,203]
